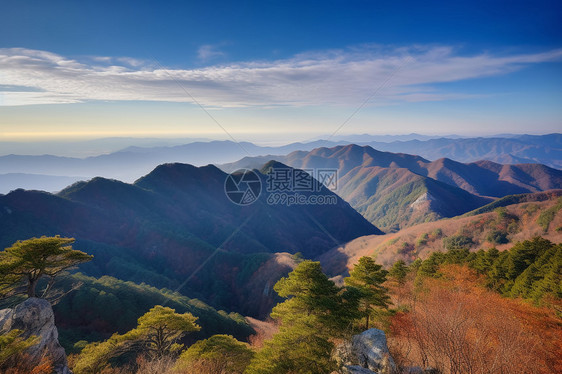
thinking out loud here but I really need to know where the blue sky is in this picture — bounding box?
[0,0,561,143]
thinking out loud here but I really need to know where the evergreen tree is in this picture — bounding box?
[134,305,200,358]
[73,306,200,373]
[389,260,408,285]
[246,261,359,374]
[0,236,92,298]
[175,334,254,374]
[344,256,390,329]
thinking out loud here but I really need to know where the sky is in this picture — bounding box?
[0,0,561,145]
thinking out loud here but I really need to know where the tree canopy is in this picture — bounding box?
[389,259,408,285]
[135,305,200,358]
[246,260,359,374]
[408,236,561,306]
[0,236,93,298]
[174,334,254,374]
[344,256,390,329]
[0,329,38,368]
[72,305,200,374]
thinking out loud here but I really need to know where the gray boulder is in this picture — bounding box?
[342,365,378,374]
[0,298,72,374]
[336,328,397,374]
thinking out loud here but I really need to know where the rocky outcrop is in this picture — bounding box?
[342,365,380,374]
[335,328,397,374]
[0,297,72,374]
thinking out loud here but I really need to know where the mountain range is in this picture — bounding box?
[0,162,379,317]
[1,138,561,312]
[221,144,562,231]
[1,133,560,194]
[1,137,561,351]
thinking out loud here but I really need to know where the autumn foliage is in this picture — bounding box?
[389,265,562,374]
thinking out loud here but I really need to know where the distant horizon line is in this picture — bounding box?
[1,131,559,144]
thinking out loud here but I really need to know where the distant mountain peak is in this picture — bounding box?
[135,162,226,188]
[259,160,292,174]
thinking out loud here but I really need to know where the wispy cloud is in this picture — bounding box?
[0,45,561,107]
[197,44,225,61]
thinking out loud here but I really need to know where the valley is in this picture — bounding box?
[1,140,561,374]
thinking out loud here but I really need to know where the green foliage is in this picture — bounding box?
[471,248,500,275]
[0,236,93,298]
[389,260,408,285]
[175,334,254,373]
[464,192,557,216]
[414,237,561,306]
[443,234,474,250]
[409,258,423,272]
[416,233,429,247]
[344,256,390,329]
[536,198,562,231]
[136,305,200,358]
[246,261,359,374]
[495,207,509,219]
[246,323,335,374]
[273,260,359,333]
[358,179,432,232]
[291,252,304,262]
[0,329,38,367]
[417,252,446,277]
[72,333,126,374]
[487,230,508,245]
[73,306,200,373]
[432,228,443,238]
[54,273,253,351]
[399,242,415,255]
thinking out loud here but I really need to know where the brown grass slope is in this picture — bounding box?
[318,191,562,276]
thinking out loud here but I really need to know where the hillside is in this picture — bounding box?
[0,162,380,317]
[337,166,489,231]
[51,273,254,351]
[280,145,562,198]
[221,144,561,231]
[318,190,562,276]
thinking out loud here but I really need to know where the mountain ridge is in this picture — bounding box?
[221,144,561,231]
[0,162,381,317]
[1,134,559,194]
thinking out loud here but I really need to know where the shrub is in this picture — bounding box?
[443,234,474,250]
[487,230,508,245]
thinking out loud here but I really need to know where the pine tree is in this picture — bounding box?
[134,305,200,358]
[175,334,254,373]
[389,260,408,285]
[0,236,93,298]
[73,306,200,373]
[246,261,359,374]
[344,256,390,330]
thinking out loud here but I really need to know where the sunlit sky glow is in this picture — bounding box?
[0,0,561,143]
